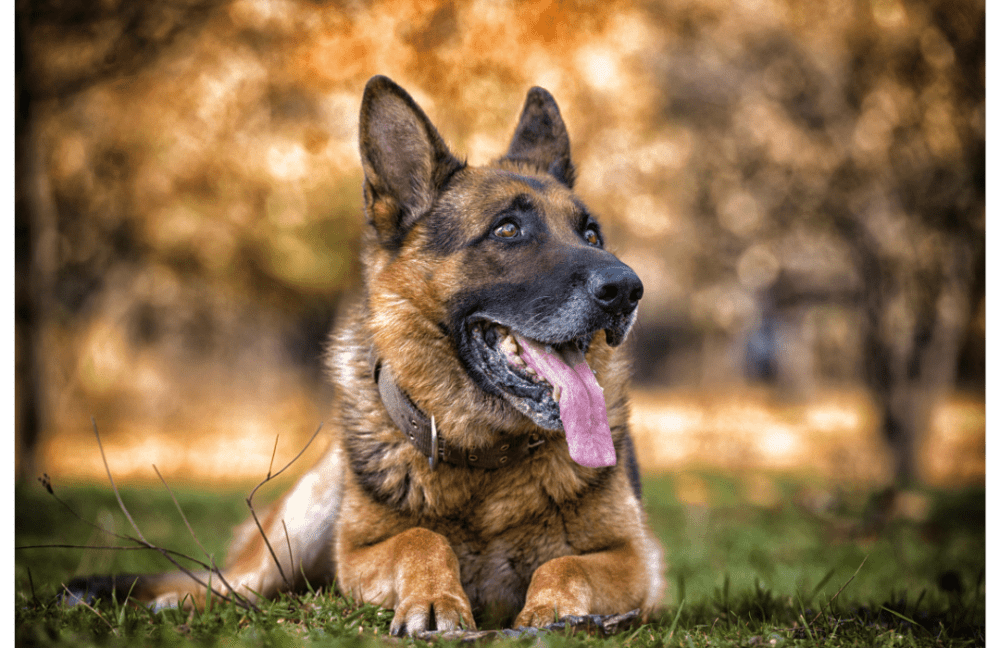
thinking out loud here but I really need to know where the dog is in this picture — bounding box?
[66,75,665,634]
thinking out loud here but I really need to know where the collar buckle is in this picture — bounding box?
[428,415,438,471]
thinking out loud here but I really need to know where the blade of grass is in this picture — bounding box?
[798,613,815,641]
[881,605,931,636]
[809,567,837,603]
[26,567,37,605]
[667,597,686,641]
[116,577,140,626]
[299,561,316,595]
[282,519,296,582]
[812,554,867,625]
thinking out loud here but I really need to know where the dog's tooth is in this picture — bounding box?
[525,366,537,376]
[500,334,519,355]
[552,385,562,403]
[510,354,526,367]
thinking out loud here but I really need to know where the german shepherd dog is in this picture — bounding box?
[67,75,664,634]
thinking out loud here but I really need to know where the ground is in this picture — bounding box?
[14,471,985,647]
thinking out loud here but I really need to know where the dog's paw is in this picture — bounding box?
[389,590,476,636]
[515,556,591,627]
[514,596,589,628]
[515,583,590,627]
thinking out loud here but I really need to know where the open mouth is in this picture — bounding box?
[467,320,616,468]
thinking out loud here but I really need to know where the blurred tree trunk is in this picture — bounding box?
[15,0,58,482]
[14,0,222,481]
[829,168,982,486]
[805,1,984,486]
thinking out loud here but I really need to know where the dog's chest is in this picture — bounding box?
[422,473,587,619]
[455,507,573,623]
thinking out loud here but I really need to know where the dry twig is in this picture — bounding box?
[244,425,324,592]
[72,419,255,610]
[152,464,252,610]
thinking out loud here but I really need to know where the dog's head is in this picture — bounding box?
[359,76,642,468]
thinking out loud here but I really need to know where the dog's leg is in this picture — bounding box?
[67,445,345,609]
[337,526,475,635]
[513,537,663,628]
[208,444,345,604]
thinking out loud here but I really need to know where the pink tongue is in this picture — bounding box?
[513,335,616,467]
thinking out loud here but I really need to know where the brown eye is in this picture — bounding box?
[494,222,519,239]
[584,227,600,246]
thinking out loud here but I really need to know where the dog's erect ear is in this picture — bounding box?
[359,76,465,248]
[503,87,575,188]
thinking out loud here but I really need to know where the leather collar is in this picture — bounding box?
[370,353,545,470]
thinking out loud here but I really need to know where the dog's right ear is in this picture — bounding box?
[359,76,465,249]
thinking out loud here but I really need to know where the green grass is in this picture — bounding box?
[15,474,985,646]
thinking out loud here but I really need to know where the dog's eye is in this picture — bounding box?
[494,222,520,239]
[583,227,601,247]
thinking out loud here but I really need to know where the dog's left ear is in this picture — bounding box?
[503,87,576,188]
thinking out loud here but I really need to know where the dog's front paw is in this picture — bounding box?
[514,556,591,627]
[514,595,589,628]
[389,590,475,635]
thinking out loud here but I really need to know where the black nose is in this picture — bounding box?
[588,264,643,316]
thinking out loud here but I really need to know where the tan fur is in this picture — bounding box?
[67,76,664,634]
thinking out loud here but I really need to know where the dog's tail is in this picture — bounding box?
[63,571,227,610]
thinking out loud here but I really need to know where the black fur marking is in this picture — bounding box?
[423,209,468,255]
[346,436,413,509]
[500,193,539,220]
[619,431,642,500]
[504,174,547,192]
[422,175,550,256]
[576,463,617,500]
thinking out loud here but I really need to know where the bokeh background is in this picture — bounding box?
[15,0,984,495]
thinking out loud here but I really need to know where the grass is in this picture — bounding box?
[14,473,985,647]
